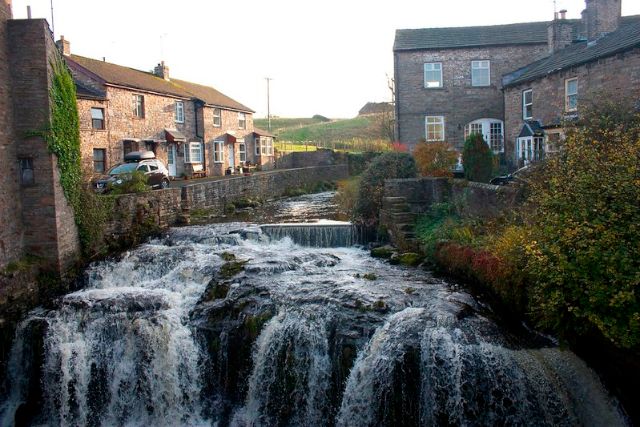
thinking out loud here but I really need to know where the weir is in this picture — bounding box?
[260,222,360,247]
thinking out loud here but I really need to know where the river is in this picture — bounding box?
[0,192,628,426]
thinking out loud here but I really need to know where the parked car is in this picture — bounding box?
[489,165,532,186]
[93,152,170,192]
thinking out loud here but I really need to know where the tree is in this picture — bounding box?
[413,141,458,177]
[462,133,493,182]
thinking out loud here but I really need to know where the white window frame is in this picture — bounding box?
[213,108,222,127]
[238,112,247,129]
[464,118,504,153]
[184,142,202,164]
[522,89,533,120]
[213,140,224,163]
[471,60,491,87]
[423,62,443,88]
[261,137,273,156]
[175,101,184,123]
[132,94,144,118]
[255,137,261,156]
[516,136,545,165]
[238,141,246,163]
[425,116,445,142]
[565,78,578,112]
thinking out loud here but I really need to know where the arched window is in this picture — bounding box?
[463,119,504,153]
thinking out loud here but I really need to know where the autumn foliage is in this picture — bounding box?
[413,141,458,177]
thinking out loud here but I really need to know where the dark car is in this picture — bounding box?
[489,165,533,186]
[94,154,170,192]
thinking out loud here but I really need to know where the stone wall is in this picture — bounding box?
[504,47,640,164]
[394,43,548,150]
[183,165,349,215]
[274,149,340,169]
[8,18,80,272]
[381,177,520,250]
[0,0,22,269]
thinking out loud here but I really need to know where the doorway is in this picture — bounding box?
[168,144,177,177]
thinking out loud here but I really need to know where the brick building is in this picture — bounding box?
[61,42,275,179]
[0,1,80,272]
[503,1,640,166]
[394,0,640,168]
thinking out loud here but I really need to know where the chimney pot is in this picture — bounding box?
[153,61,170,81]
[559,9,567,20]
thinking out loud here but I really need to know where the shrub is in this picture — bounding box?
[352,152,417,225]
[108,171,151,195]
[335,177,361,219]
[526,100,640,348]
[413,141,458,177]
[462,133,493,182]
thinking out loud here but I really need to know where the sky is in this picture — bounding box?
[9,0,640,118]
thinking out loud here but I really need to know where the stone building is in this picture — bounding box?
[0,1,80,272]
[503,2,640,166]
[61,42,275,179]
[394,0,640,168]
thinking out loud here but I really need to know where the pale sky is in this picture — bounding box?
[9,0,640,118]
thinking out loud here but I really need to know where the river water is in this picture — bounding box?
[0,193,629,426]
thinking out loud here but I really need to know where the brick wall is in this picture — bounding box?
[504,48,640,164]
[0,0,23,269]
[8,19,80,272]
[394,44,548,151]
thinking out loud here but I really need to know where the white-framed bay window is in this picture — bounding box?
[425,116,445,141]
[516,136,544,165]
[255,137,273,156]
[464,118,504,153]
[184,142,203,163]
[213,140,224,163]
[424,62,443,88]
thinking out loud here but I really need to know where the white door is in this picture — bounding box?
[228,144,235,170]
[168,144,177,177]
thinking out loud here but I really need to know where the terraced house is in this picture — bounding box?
[394,0,640,168]
[59,38,275,178]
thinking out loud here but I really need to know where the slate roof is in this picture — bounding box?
[394,21,578,51]
[67,54,253,112]
[503,16,640,87]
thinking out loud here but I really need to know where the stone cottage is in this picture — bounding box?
[394,0,640,168]
[503,1,640,166]
[60,40,275,178]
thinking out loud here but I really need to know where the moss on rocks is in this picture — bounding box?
[370,246,395,259]
[398,253,423,267]
[219,260,248,279]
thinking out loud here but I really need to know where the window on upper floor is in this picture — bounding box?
[213,108,222,127]
[91,107,105,130]
[425,116,445,141]
[238,112,247,129]
[93,149,106,173]
[175,101,184,123]
[214,140,224,163]
[424,62,443,88]
[471,60,490,87]
[565,78,578,112]
[132,94,145,118]
[523,90,533,120]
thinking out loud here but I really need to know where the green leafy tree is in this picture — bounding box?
[526,100,640,348]
[462,133,493,182]
[352,152,417,225]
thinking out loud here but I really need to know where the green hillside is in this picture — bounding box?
[254,116,383,142]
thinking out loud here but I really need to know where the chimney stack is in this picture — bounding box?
[583,0,622,41]
[153,61,170,81]
[55,35,70,56]
[548,9,574,54]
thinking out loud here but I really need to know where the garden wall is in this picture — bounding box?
[274,149,342,169]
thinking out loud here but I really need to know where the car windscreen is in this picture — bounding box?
[108,163,138,175]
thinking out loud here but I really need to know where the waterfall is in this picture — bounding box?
[260,222,358,247]
[232,309,332,426]
[0,219,631,426]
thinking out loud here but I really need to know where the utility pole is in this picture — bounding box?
[265,77,273,131]
[50,0,55,38]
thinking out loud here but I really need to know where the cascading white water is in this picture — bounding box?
[260,221,358,247]
[0,195,631,427]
